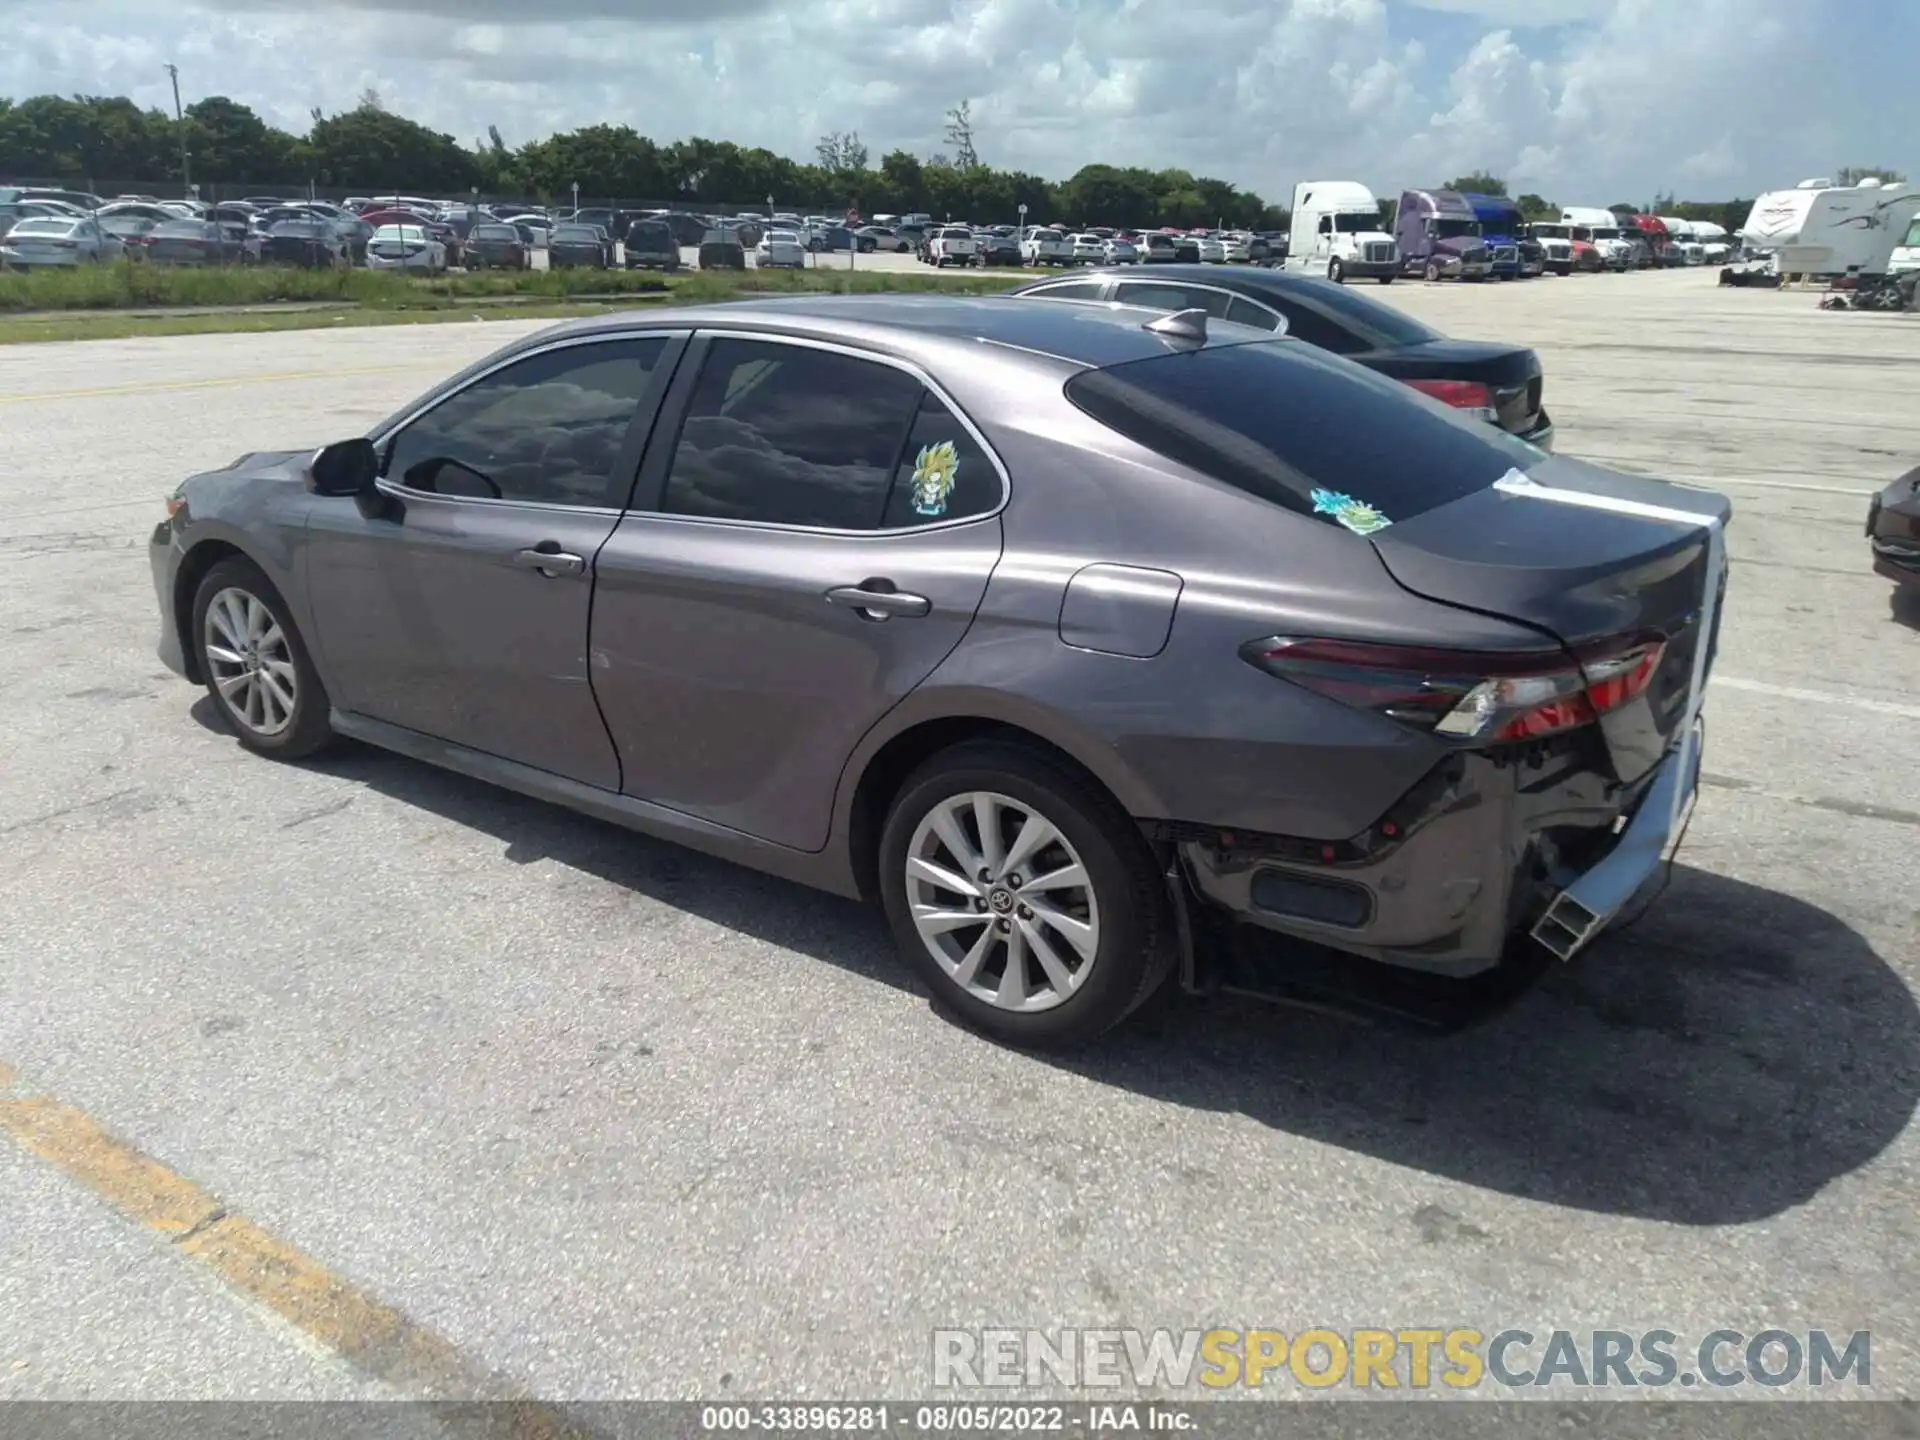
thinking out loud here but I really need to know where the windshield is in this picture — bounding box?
[1589,226,1620,241]
[1430,218,1481,239]
[1064,341,1541,526]
[1532,224,1569,239]
[1903,218,1920,247]
[1332,212,1380,234]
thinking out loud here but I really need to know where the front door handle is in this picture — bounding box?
[826,581,932,621]
[513,544,586,577]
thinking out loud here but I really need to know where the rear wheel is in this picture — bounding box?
[191,557,335,761]
[878,742,1175,1049]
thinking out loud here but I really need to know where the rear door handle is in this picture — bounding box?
[514,544,586,577]
[826,582,932,620]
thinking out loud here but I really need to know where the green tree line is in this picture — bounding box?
[0,92,1286,228]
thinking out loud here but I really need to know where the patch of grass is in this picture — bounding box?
[0,261,678,314]
[0,258,1032,316]
[0,259,1038,342]
[0,302,630,344]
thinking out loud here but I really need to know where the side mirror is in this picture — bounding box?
[308,437,379,497]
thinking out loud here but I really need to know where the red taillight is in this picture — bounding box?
[1243,635,1667,745]
[1404,378,1494,416]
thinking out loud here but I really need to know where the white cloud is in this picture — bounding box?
[1402,0,1611,25]
[0,0,1878,204]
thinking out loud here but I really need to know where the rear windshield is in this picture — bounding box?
[1064,341,1544,527]
[153,221,212,237]
[628,223,672,245]
[473,224,519,240]
[1280,279,1446,349]
[553,226,598,241]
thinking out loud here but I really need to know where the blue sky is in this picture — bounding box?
[1,0,1914,205]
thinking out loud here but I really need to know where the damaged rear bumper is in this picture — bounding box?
[1175,725,1703,981]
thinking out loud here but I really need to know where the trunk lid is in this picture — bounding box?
[1367,455,1730,783]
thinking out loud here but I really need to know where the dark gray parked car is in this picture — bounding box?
[149,296,1728,1048]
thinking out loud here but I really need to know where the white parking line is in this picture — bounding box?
[1695,477,1879,497]
[1712,675,1920,721]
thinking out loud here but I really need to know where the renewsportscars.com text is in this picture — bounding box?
[932,1327,1872,1391]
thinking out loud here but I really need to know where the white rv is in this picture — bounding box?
[1775,179,1920,277]
[1738,180,1830,256]
[1890,213,1920,276]
[1286,181,1398,283]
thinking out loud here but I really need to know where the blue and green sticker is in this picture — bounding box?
[1311,488,1392,535]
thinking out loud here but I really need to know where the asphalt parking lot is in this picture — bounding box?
[1,269,1917,1408]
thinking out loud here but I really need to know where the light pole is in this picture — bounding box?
[164,64,191,198]
[571,180,579,216]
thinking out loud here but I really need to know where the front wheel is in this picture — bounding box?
[1327,258,1344,283]
[1378,274,1394,285]
[878,742,1175,1049]
[191,557,335,761]
[1424,259,1443,282]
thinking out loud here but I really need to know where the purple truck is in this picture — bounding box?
[1396,189,1494,281]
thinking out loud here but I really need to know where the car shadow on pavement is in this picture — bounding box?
[283,723,1918,1228]
[1088,861,1920,1226]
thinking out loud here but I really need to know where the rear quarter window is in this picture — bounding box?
[1064,340,1544,528]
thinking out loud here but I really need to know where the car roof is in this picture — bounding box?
[537,292,1272,371]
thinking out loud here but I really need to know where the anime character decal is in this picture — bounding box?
[910,440,961,517]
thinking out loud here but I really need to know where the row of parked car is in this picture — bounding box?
[0,186,699,276]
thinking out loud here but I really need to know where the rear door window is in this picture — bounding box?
[1022,280,1107,302]
[1064,341,1543,527]
[1114,281,1230,319]
[659,339,925,529]
[881,392,1001,527]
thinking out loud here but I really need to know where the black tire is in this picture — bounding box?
[1327,258,1344,283]
[1378,274,1394,285]
[190,556,335,761]
[1424,259,1443,282]
[878,741,1176,1050]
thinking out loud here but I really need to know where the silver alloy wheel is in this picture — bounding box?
[203,586,297,738]
[905,790,1101,1014]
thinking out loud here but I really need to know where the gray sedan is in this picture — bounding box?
[149,296,1728,1048]
[0,214,122,267]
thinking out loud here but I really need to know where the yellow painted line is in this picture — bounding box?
[0,1061,599,1434]
[0,362,421,405]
